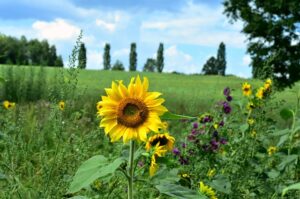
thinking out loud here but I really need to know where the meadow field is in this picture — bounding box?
[0,65,300,198]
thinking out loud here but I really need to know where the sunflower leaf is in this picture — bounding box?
[161,112,196,120]
[156,183,207,199]
[68,155,124,193]
[282,182,300,196]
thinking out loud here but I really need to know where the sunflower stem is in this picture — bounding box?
[128,140,135,199]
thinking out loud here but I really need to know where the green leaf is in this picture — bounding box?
[156,184,207,199]
[280,108,294,121]
[266,169,280,179]
[151,168,179,184]
[282,182,300,196]
[0,77,5,84]
[161,112,196,120]
[210,175,231,194]
[68,155,124,193]
[0,173,7,180]
[69,196,90,199]
[277,134,289,147]
[269,129,289,137]
[240,124,249,134]
[277,155,298,171]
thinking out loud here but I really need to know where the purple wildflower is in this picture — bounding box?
[223,87,230,96]
[182,143,187,148]
[179,156,189,165]
[220,138,227,145]
[212,131,219,138]
[193,122,198,129]
[173,148,181,156]
[210,139,219,151]
[188,134,196,142]
[191,129,198,135]
[226,95,233,102]
[219,120,224,127]
[223,102,232,114]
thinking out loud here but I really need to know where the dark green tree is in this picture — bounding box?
[112,60,125,71]
[55,55,64,67]
[103,43,111,70]
[156,43,164,73]
[129,43,137,71]
[48,45,57,66]
[78,43,87,69]
[202,56,218,75]
[224,0,300,88]
[216,42,226,76]
[143,58,156,72]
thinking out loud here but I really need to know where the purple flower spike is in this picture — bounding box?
[223,102,232,114]
[210,139,219,151]
[226,95,233,102]
[191,129,197,135]
[193,122,198,129]
[212,131,219,138]
[179,156,189,165]
[182,143,187,148]
[219,120,224,127]
[220,138,227,145]
[188,134,196,141]
[173,148,181,156]
[223,87,230,96]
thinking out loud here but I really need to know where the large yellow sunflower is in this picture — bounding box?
[98,75,168,143]
[145,133,175,152]
[3,100,15,110]
[256,87,265,99]
[199,181,218,199]
[59,101,65,111]
[242,82,252,96]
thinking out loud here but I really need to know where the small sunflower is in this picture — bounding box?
[251,130,257,138]
[242,82,252,96]
[59,101,65,110]
[145,133,175,152]
[247,118,255,125]
[3,100,15,110]
[256,87,265,99]
[264,78,272,90]
[199,181,218,199]
[268,146,277,156]
[149,144,167,176]
[98,75,168,143]
[247,101,255,111]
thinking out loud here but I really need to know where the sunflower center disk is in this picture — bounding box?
[117,98,149,127]
[151,136,168,146]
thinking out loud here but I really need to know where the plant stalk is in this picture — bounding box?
[128,140,135,199]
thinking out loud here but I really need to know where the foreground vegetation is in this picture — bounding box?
[0,65,300,198]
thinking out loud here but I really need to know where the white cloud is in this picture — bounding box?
[140,2,246,48]
[32,18,80,41]
[87,50,103,70]
[95,19,116,32]
[95,11,130,32]
[164,45,199,74]
[242,55,251,66]
[113,48,130,57]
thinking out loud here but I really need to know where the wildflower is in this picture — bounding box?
[3,100,15,109]
[268,146,277,156]
[199,113,213,123]
[219,120,224,127]
[256,87,265,99]
[181,173,190,178]
[242,82,252,96]
[97,75,168,143]
[146,133,175,152]
[247,118,255,125]
[92,179,102,191]
[223,102,231,114]
[207,169,216,178]
[210,139,219,151]
[226,95,233,102]
[181,142,187,148]
[193,122,199,129]
[59,101,65,110]
[172,147,180,156]
[213,123,219,130]
[223,87,230,96]
[220,138,227,145]
[187,134,196,142]
[199,181,218,199]
[179,156,189,165]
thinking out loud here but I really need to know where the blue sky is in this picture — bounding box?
[0,0,252,77]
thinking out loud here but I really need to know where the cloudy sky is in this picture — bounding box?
[0,0,252,77]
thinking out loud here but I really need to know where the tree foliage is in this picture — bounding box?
[156,43,164,73]
[78,43,87,69]
[129,43,137,71]
[143,58,156,72]
[0,34,63,67]
[224,0,300,88]
[202,56,218,75]
[216,42,226,76]
[112,60,125,71]
[103,43,111,70]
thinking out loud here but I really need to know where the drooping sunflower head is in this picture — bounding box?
[199,181,218,199]
[247,101,255,111]
[149,143,167,176]
[98,75,168,143]
[242,82,252,96]
[264,78,272,89]
[145,133,175,151]
[3,100,15,110]
[59,101,65,110]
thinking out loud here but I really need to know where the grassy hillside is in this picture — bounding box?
[0,65,298,115]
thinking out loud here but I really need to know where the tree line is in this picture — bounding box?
[0,34,63,67]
